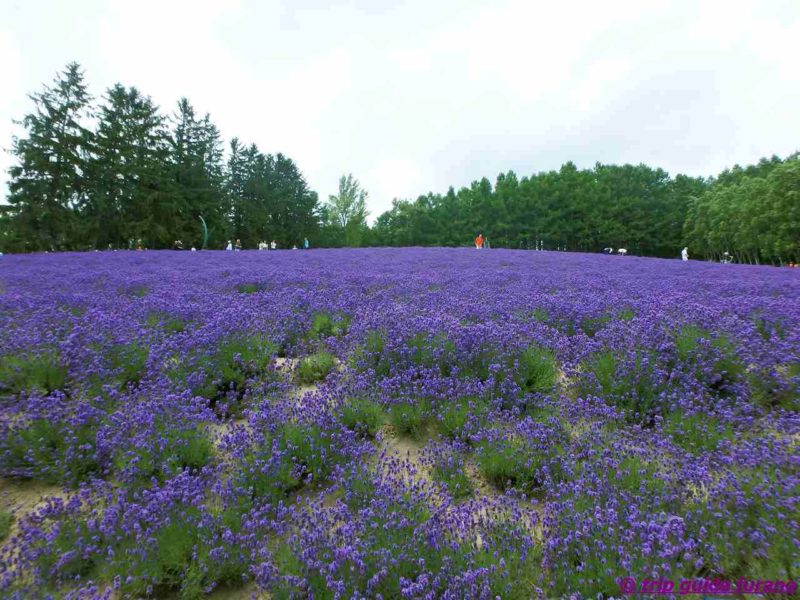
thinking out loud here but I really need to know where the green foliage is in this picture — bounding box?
[109,342,149,388]
[2,64,321,252]
[0,509,13,543]
[580,315,611,337]
[582,350,663,423]
[340,464,379,511]
[239,423,342,503]
[372,162,708,256]
[476,441,524,490]
[352,330,457,379]
[748,362,800,411]
[296,351,336,385]
[686,462,798,581]
[271,494,435,599]
[226,142,320,250]
[613,455,667,497]
[146,312,188,334]
[1,418,101,485]
[685,156,800,263]
[436,396,487,441]
[4,61,798,256]
[476,437,563,493]
[754,316,786,341]
[364,329,387,354]
[663,411,734,453]
[532,308,550,323]
[431,456,474,501]
[113,426,212,485]
[35,517,98,582]
[618,308,636,321]
[458,344,500,382]
[321,173,370,247]
[215,335,275,386]
[586,351,618,393]
[340,398,384,437]
[99,507,248,600]
[27,500,249,600]
[350,329,390,377]
[388,400,430,440]
[513,346,558,394]
[308,312,350,339]
[675,325,743,391]
[408,332,456,376]
[0,351,68,396]
[174,334,276,415]
[3,63,92,252]
[236,282,266,294]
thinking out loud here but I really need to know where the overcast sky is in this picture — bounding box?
[1,0,799,221]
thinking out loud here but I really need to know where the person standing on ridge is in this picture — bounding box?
[681,247,689,261]
[475,233,484,249]
[304,237,309,249]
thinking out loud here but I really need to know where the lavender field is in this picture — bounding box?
[0,248,798,599]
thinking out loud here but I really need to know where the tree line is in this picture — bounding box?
[2,63,797,261]
[684,156,800,264]
[371,155,799,262]
[0,63,336,252]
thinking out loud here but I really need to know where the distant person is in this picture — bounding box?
[602,247,613,255]
[292,244,298,250]
[191,247,196,251]
[475,233,484,249]
[226,240,233,251]
[304,237,309,249]
[681,247,689,261]
[721,251,732,264]
[271,240,277,250]
[617,248,627,256]
[234,239,242,251]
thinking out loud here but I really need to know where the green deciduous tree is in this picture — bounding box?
[323,174,369,246]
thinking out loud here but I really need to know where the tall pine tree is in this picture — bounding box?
[86,84,172,249]
[6,62,94,251]
[170,98,225,248]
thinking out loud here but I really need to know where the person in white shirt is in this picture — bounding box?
[681,247,689,261]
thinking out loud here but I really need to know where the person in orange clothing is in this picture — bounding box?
[475,233,484,249]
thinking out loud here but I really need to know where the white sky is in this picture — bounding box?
[1,0,799,222]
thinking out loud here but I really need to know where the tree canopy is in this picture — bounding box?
[2,63,798,263]
[1,63,320,252]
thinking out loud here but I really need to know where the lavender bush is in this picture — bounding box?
[0,248,797,598]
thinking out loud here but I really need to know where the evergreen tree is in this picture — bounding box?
[86,84,171,249]
[169,98,225,248]
[225,137,247,242]
[5,62,94,251]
